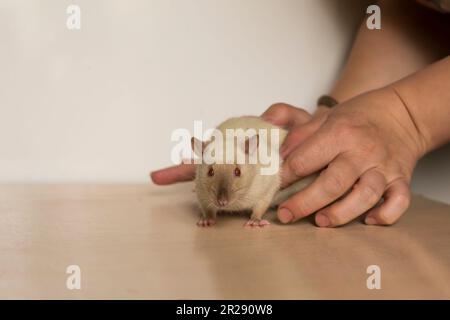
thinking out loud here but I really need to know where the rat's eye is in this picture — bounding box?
[207,168,214,177]
[234,167,241,177]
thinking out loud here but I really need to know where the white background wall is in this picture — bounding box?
[0,0,449,203]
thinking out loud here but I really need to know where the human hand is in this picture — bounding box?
[261,103,330,159]
[270,88,426,227]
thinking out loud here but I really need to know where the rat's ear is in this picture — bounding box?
[244,134,259,154]
[191,137,205,158]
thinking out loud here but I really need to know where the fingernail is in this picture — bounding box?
[316,213,330,227]
[365,217,377,225]
[278,208,294,224]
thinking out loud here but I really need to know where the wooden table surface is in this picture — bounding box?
[0,183,449,299]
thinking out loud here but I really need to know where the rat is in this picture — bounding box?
[192,116,317,227]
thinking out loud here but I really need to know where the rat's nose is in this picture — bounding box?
[218,198,228,207]
[217,188,228,207]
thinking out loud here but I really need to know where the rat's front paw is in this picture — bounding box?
[244,219,270,228]
[197,218,216,227]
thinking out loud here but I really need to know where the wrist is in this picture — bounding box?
[380,86,429,159]
[388,57,450,155]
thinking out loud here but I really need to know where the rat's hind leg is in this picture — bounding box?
[245,198,272,228]
[197,206,217,227]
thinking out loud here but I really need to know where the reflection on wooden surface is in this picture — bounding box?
[0,183,449,299]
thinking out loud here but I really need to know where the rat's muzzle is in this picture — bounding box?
[217,187,228,207]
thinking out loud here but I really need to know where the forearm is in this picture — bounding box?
[326,0,447,108]
[391,56,450,155]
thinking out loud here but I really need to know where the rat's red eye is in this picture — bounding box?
[234,167,241,177]
[207,168,214,177]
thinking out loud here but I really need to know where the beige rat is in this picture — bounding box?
[192,116,317,227]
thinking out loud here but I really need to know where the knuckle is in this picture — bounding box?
[333,118,352,133]
[360,185,381,205]
[322,173,347,197]
[289,157,307,176]
[332,120,360,145]
[393,192,411,210]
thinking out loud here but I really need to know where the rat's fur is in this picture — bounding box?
[194,116,316,227]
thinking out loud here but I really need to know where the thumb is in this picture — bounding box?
[261,103,312,129]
